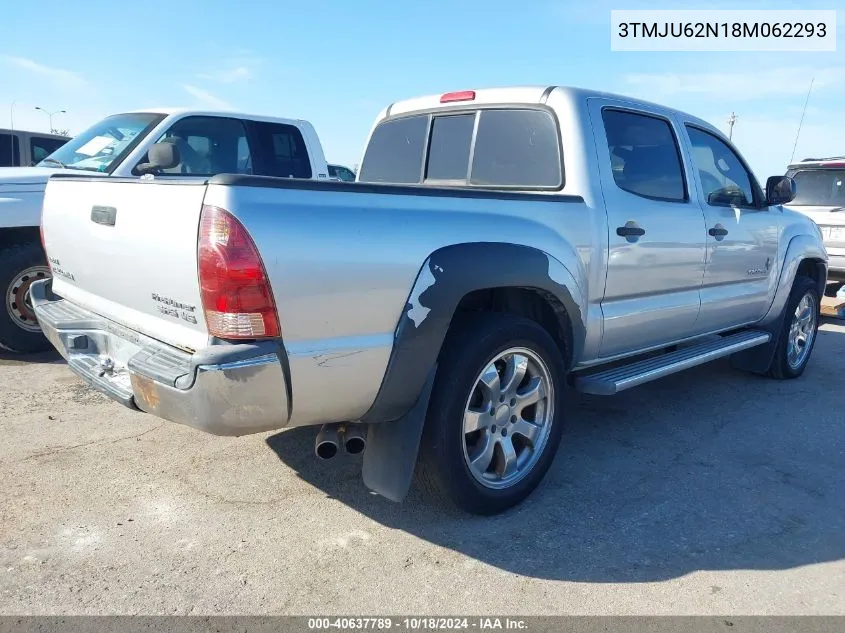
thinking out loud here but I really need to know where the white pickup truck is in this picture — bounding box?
[0,108,330,352]
[33,86,826,514]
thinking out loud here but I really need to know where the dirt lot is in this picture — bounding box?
[1,320,844,615]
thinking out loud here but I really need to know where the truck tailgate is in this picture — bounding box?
[41,177,209,352]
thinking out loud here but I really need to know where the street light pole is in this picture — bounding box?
[727,112,737,141]
[8,102,15,166]
[34,106,66,132]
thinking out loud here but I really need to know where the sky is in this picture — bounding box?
[1,0,842,180]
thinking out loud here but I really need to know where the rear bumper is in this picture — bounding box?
[826,252,845,280]
[30,279,289,436]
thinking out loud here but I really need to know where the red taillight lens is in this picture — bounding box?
[440,90,476,103]
[197,205,280,339]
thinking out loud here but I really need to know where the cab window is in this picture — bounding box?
[139,116,253,176]
[686,125,756,208]
[601,109,686,202]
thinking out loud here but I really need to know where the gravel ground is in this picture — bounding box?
[1,320,844,615]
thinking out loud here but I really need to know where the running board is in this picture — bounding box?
[575,330,771,396]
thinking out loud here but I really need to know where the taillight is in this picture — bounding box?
[197,205,280,339]
[440,90,476,103]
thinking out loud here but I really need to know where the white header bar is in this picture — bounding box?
[611,10,837,52]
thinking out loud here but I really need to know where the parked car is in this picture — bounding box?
[783,157,845,281]
[0,109,330,353]
[32,86,825,515]
[328,163,356,182]
[0,128,70,168]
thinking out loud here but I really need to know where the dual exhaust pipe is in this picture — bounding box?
[315,423,367,459]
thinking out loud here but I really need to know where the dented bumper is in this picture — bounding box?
[30,279,289,436]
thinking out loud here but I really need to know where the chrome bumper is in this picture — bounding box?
[30,279,289,436]
[827,253,845,280]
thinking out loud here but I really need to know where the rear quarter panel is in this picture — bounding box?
[201,180,598,427]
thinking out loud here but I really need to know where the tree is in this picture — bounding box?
[51,128,70,137]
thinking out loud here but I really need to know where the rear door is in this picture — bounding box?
[683,124,780,331]
[41,177,210,352]
[589,101,708,357]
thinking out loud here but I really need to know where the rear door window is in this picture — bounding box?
[250,121,312,179]
[0,134,21,167]
[601,109,686,202]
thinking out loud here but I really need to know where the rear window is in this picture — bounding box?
[470,109,561,188]
[426,114,474,181]
[358,116,428,184]
[790,169,845,206]
[358,108,562,189]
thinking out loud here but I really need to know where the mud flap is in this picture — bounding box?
[729,322,782,374]
[361,366,436,502]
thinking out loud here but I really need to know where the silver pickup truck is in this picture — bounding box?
[32,86,827,515]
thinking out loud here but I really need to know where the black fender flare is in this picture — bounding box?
[731,234,827,374]
[361,242,586,502]
[361,241,586,424]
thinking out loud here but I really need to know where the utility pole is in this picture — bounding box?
[727,112,737,141]
[34,106,66,133]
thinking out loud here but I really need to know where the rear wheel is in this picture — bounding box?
[0,241,52,353]
[765,275,820,379]
[415,313,567,515]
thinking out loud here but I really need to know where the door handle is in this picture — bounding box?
[708,224,729,241]
[616,221,646,243]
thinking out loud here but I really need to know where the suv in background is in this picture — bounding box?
[784,157,845,281]
[328,163,356,182]
[0,128,70,167]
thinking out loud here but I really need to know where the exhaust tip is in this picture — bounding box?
[345,437,366,455]
[316,441,339,460]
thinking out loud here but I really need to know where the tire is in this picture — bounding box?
[415,313,567,515]
[0,241,52,353]
[765,275,820,379]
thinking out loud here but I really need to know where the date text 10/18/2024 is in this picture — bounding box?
[307,617,529,631]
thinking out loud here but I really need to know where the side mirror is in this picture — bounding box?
[135,141,180,175]
[707,186,748,208]
[766,175,796,206]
